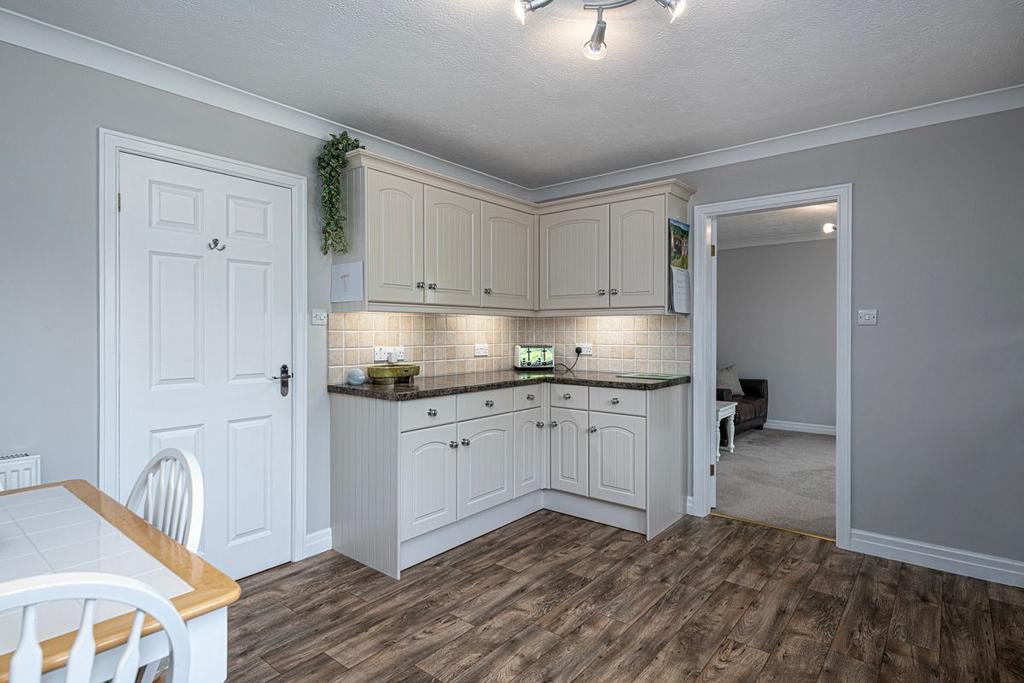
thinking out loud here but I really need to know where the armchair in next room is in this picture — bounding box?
[716,378,768,444]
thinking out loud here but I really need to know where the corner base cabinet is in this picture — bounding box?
[330,378,689,579]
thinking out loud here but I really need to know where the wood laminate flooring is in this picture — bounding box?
[228,511,1024,682]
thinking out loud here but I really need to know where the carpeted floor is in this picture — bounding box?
[715,428,836,537]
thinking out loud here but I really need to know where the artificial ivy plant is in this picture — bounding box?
[317,131,363,254]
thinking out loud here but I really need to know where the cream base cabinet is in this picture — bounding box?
[514,407,548,497]
[610,196,667,309]
[589,412,647,509]
[550,407,589,496]
[399,424,457,541]
[457,413,514,518]
[366,169,425,304]
[481,203,536,310]
[540,206,610,310]
[424,186,481,307]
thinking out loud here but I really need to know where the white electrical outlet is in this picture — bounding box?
[857,309,878,326]
[474,343,490,357]
[577,343,594,356]
[373,346,406,362]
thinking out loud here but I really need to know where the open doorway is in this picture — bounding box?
[692,185,851,548]
[713,203,837,538]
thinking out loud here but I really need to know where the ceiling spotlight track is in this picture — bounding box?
[514,0,687,59]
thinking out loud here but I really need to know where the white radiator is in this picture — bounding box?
[0,453,41,490]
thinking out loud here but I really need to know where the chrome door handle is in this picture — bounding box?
[484,288,493,295]
[535,421,545,428]
[597,289,607,296]
[427,408,438,417]
[550,421,559,428]
[416,281,425,289]
[428,283,438,290]
[461,438,471,446]
[272,364,293,397]
[611,398,620,405]
[589,426,598,433]
[610,288,619,295]
[526,393,535,401]
[207,238,227,251]
[485,400,495,407]
[449,441,458,449]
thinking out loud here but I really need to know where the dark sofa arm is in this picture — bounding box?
[739,378,768,399]
[716,388,733,401]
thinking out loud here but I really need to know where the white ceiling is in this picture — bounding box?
[3,0,1022,188]
[718,203,837,250]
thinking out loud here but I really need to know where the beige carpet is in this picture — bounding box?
[715,428,836,537]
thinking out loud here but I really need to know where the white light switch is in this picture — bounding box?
[857,309,878,326]
[310,309,328,326]
[474,343,489,357]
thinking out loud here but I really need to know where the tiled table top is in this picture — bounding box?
[0,485,193,653]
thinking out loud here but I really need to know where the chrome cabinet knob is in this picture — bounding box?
[526,393,535,401]
[597,289,607,296]
[461,438,471,446]
[535,421,545,428]
[427,408,438,417]
[562,393,572,400]
[610,288,619,295]
[550,421,559,428]
[449,441,458,449]
[416,281,425,289]
[428,283,438,290]
[485,400,495,407]
[589,426,598,433]
[484,287,493,295]
[610,398,620,405]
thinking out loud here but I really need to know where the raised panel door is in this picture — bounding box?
[549,407,589,496]
[540,205,610,310]
[424,186,480,307]
[481,203,536,310]
[514,407,548,497]
[400,424,458,540]
[589,412,647,509]
[457,414,514,518]
[610,195,666,308]
[366,169,424,304]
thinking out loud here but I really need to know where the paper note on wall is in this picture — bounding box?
[669,219,691,314]
[331,261,364,303]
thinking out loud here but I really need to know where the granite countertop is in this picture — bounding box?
[328,369,690,401]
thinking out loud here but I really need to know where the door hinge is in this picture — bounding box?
[116,193,121,212]
[710,463,716,476]
[710,244,717,257]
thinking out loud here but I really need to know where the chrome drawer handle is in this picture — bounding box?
[589,426,598,433]
[550,421,559,428]
[427,408,438,417]
[610,398,620,405]
[485,400,495,407]
[535,421,545,428]
[449,441,458,449]
[526,393,535,401]
[562,393,572,400]
[461,438,471,446]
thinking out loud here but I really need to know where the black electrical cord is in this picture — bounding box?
[555,347,583,373]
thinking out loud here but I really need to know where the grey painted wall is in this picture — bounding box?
[0,43,335,532]
[717,239,837,426]
[683,108,1024,561]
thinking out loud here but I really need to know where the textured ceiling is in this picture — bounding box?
[718,203,837,249]
[4,0,1022,188]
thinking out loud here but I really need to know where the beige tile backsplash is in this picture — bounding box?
[327,312,691,385]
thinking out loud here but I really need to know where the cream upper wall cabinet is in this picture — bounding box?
[540,205,610,310]
[424,186,481,307]
[366,169,424,304]
[610,195,666,309]
[481,203,536,310]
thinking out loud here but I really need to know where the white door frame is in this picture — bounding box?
[97,128,310,562]
[691,184,852,549]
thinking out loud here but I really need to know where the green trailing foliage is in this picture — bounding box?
[318,132,363,254]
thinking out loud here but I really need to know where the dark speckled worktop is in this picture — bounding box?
[328,369,690,401]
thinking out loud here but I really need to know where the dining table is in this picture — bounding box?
[0,480,240,681]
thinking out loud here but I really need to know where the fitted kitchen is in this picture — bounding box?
[327,151,694,578]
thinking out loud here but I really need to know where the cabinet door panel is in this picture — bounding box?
[514,407,548,497]
[457,414,514,518]
[424,186,481,307]
[589,412,647,509]
[610,196,666,308]
[549,407,589,496]
[540,206,610,310]
[400,424,457,540]
[366,170,424,304]
[481,203,536,310]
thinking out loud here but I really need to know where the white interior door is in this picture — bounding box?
[117,152,293,579]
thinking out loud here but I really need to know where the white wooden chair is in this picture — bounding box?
[0,572,190,682]
[126,448,204,553]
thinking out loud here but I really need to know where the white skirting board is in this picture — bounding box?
[851,529,1024,588]
[304,528,334,557]
[764,420,836,436]
[543,491,647,536]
